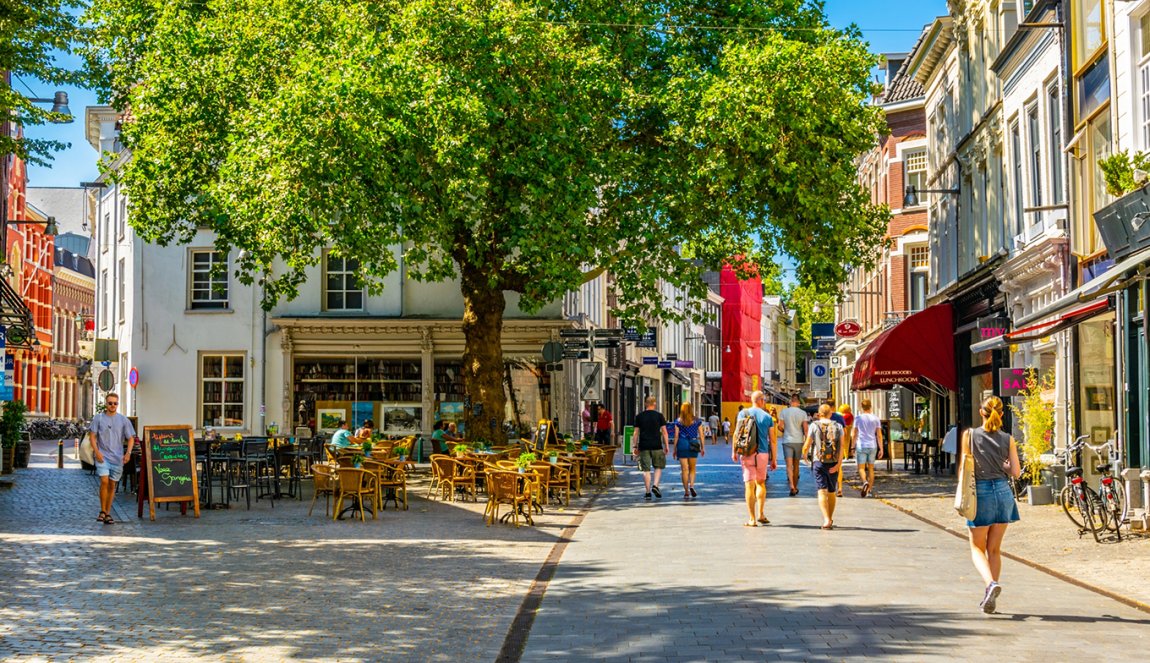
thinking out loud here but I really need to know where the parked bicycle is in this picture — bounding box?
[1058,434,1128,541]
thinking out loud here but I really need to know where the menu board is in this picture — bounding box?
[143,425,200,520]
[534,419,559,453]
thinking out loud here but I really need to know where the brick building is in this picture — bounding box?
[833,46,930,418]
[51,245,95,420]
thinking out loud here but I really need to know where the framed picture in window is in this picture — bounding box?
[383,404,422,434]
[318,408,346,433]
[1084,386,1114,411]
[1091,426,1110,446]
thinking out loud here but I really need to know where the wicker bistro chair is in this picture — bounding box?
[361,459,388,511]
[332,467,377,522]
[447,458,479,502]
[546,461,573,506]
[428,455,454,500]
[376,463,409,510]
[528,463,553,512]
[309,464,337,517]
[484,470,533,527]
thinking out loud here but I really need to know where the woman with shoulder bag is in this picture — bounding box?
[964,396,1021,614]
[672,402,704,499]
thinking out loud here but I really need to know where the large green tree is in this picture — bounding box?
[85,0,889,441]
[1,0,87,164]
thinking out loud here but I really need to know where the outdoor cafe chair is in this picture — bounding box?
[309,464,336,517]
[361,459,388,511]
[428,455,453,500]
[547,461,573,506]
[447,457,478,502]
[333,467,376,522]
[376,463,408,511]
[484,470,532,527]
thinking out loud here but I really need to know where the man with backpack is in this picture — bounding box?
[731,391,777,527]
[802,403,845,530]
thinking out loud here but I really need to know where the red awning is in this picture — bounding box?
[852,303,956,392]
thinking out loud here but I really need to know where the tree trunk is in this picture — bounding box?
[460,268,508,444]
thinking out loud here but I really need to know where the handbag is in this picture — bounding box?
[954,430,977,520]
[687,439,702,453]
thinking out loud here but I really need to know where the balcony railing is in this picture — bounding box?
[884,310,915,329]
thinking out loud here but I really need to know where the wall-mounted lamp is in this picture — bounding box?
[904,185,960,207]
[6,217,59,237]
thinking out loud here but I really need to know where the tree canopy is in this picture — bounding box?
[1,0,87,164]
[84,0,890,438]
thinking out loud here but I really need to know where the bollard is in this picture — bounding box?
[57,439,64,469]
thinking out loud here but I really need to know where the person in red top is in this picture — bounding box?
[595,405,613,445]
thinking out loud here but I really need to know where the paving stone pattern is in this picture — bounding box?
[522,450,1150,662]
[0,443,583,662]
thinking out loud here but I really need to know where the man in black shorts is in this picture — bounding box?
[634,396,669,500]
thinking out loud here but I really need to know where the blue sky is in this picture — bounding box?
[22,0,949,188]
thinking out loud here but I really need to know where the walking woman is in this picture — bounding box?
[672,402,705,499]
[964,396,1021,614]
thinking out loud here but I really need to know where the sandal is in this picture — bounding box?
[97,511,108,523]
[743,521,758,527]
[821,523,834,530]
[757,517,770,525]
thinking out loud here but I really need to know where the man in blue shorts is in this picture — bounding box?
[803,404,844,529]
[89,393,136,524]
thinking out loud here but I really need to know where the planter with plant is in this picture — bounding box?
[351,453,364,468]
[1008,368,1056,505]
[515,452,536,473]
[452,443,470,457]
[1099,150,1150,197]
[565,440,576,455]
[1,400,28,474]
[393,444,409,461]
[361,440,373,456]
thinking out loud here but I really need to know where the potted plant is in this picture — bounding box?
[548,449,559,464]
[393,444,409,462]
[1009,368,1056,505]
[452,443,470,457]
[565,440,576,456]
[351,453,364,468]
[1,400,27,474]
[361,440,374,456]
[515,452,536,473]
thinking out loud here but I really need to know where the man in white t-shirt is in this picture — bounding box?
[852,398,884,498]
[777,395,810,497]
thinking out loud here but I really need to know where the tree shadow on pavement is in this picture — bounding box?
[520,578,986,662]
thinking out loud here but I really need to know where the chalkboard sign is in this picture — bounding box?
[143,426,200,520]
[534,419,558,453]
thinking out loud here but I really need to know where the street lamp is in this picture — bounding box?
[840,289,882,305]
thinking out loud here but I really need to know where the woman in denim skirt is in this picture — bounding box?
[962,396,1021,614]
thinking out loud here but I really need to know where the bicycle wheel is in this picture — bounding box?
[1060,485,1084,529]
[1101,483,1128,535]
[1078,486,1107,542]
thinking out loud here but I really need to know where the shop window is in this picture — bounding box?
[294,357,422,435]
[1077,315,1115,452]
[201,354,245,429]
[324,252,364,311]
[189,250,229,310]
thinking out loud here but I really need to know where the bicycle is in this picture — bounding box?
[1083,438,1128,540]
[1058,434,1107,542]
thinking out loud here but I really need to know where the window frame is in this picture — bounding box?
[1047,79,1064,203]
[199,353,246,430]
[904,148,928,207]
[188,249,230,311]
[322,250,365,312]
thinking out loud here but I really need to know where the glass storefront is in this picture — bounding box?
[292,355,548,438]
[1076,314,1116,452]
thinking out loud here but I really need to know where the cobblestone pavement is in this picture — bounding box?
[522,448,1150,662]
[0,441,585,662]
[6,441,1150,661]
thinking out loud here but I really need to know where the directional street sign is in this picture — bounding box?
[559,328,591,338]
[657,360,672,369]
[563,350,590,360]
[666,353,678,360]
[579,361,604,401]
[563,340,590,349]
[642,356,658,365]
[594,328,625,339]
[593,339,620,349]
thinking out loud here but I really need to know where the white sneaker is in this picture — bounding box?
[980,582,1001,614]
